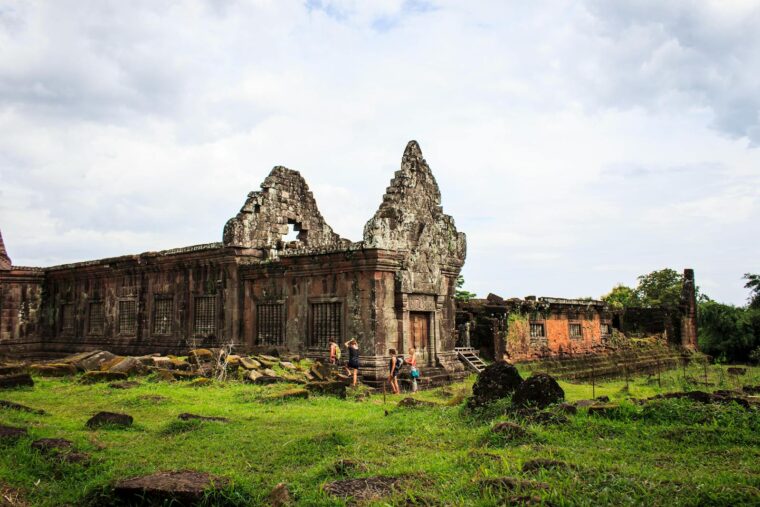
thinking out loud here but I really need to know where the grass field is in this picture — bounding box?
[1,362,759,506]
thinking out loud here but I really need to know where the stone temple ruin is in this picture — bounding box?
[0,141,467,385]
[0,140,699,384]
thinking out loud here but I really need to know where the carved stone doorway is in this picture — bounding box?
[409,312,432,366]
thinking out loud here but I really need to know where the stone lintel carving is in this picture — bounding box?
[223,166,349,252]
[0,229,11,270]
[363,141,466,294]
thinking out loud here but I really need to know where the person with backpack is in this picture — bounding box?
[388,348,404,394]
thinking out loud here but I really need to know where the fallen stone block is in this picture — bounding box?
[511,373,564,409]
[727,367,747,376]
[0,365,26,376]
[188,349,213,365]
[467,362,523,409]
[264,389,309,401]
[0,400,46,415]
[86,411,133,429]
[240,357,261,370]
[0,373,34,389]
[30,363,77,377]
[114,470,229,505]
[306,381,347,399]
[76,351,118,372]
[108,357,147,376]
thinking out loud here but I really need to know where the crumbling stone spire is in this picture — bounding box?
[223,166,348,251]
[0,229,11,270]
[363,140,466,293]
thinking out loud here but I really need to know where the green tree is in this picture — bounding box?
[455,275,476,302]
[602,284,641,310]
[635,268,683,310]
[744,273,760,309]
[698,301,759,362]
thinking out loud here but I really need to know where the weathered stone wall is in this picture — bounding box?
[29,244,246,357]
[223,166,349,252]
[0,269,45,356]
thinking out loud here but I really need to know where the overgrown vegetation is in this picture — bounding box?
[455,275,477,303]
[1,363,759,506]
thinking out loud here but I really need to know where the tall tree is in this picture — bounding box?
[635,268,683,310]
[601,284,641,310]
[744,273,760,309]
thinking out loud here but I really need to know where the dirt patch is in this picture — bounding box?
[0,481,28,507]
[522,459,572,473]
[31,438,73,454]
[332,459,368,476]
[324,476,402,503]
[177,413,229,423]
[0,424,27,442]
[114,470,229,504]
[397,397,437,408]
[479,477,549,491]
[108,381,140,389]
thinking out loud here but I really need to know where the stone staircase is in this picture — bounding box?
[455,347,487,373]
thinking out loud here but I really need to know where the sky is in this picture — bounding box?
[0,0,758,305]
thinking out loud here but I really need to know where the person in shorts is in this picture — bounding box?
[344,339,359,387]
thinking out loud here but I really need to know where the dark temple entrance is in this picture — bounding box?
[409,312,432,366]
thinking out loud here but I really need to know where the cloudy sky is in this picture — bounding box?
[1,0,759,305]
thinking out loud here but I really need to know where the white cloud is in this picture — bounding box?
[0,0,759,305]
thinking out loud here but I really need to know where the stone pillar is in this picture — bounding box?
[680,268,698,350]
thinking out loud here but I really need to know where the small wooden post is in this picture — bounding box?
[624,363,629,391]
[591,363,596,399]
[657,359,661,389]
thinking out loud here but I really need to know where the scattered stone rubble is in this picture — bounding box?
[0,349,355,396]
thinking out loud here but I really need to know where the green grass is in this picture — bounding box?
[0,364,758,506]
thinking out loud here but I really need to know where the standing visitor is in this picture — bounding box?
[388,348,402,394]
[408,347,419,392]
[329,340,339,365]
[344,339,360,387]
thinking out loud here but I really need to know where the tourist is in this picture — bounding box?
[329,340,340,365]
[344,339,360,387]
[388,348,402,394]
[408,347,419,392]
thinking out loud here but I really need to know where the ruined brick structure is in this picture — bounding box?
[458,268,699,362]
[0,141,467,385]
